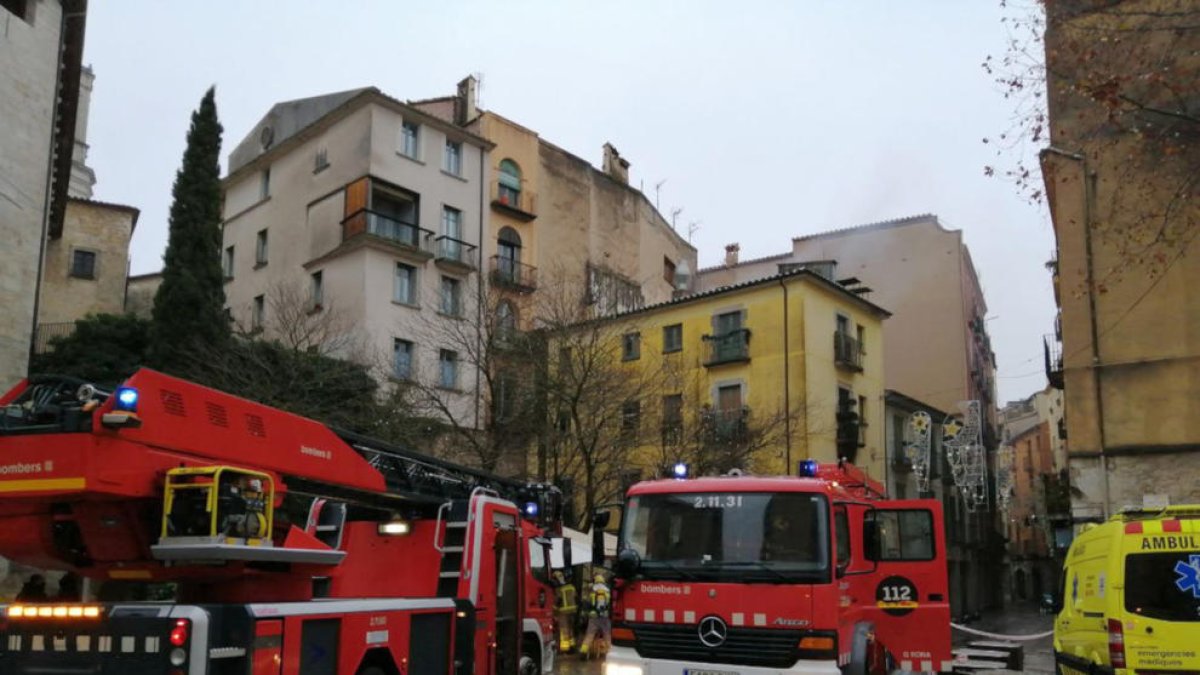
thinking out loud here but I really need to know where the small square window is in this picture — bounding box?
[314,148,329,172]
[443,140,463,176]
[662,324,683,353]
[222,246,235,279]
[255,229,268,266]
[622,332,641,361]
[393,339,414,380]
[69,250,96,279]
[439,349,459,389]
[401,121,420,158]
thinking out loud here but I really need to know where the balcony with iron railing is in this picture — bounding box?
[833,331,863,371]
[490,255,537,292]
[703,329,751,367]
[490,182,537,220]
[433,235,477,271]
[1044,334,1064,390]
[341,208,434,260]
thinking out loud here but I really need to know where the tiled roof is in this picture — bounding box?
[604,267,891,322]
[791,213,938,242]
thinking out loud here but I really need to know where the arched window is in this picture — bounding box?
[498,159,522,206]
[496,227,522,283]
[496,301,517,339]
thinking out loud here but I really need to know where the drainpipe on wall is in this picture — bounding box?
[778,277,792,470]
[1045,146,1110,519]
[474,147,485,434]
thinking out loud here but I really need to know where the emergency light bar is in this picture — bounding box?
[6,605,102,619]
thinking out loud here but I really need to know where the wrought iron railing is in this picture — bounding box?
[833,331,863,370]
[433,235,477,267]
[490,256,537,291]
[341,209,433,253]
[703,329,751,366]
[33,322,76,354]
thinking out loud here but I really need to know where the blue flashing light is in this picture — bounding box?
[523,501,539,518]
[798,459,819,478]
[672,462,689,480]
[114,387,139,412]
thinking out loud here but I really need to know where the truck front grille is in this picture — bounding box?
[629,622,801,668]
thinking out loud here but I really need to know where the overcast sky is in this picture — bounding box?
[81,1,1055,404]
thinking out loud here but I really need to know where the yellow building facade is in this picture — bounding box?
[550,269,890,492]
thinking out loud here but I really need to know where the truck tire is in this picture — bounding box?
[520,653,539,675]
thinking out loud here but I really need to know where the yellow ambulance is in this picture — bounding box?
[1055,507,1200,675]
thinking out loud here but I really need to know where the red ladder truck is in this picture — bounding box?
[0,368,564,675]
[596,460,952,675]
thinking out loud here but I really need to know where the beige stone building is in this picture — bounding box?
[411,77,698,327]
[221,88,493,428]
[123,272,162,319]
[698,215,997,434]
[998,387,1068,604]
[1040,0,1200,522]
[32,66,140,353]
[0,0,87,389]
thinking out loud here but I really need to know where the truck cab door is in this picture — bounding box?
[863,500,952,672]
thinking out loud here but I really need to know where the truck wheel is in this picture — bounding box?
[520,654,539,675]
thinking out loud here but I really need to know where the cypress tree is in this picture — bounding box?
[149,87,228,371]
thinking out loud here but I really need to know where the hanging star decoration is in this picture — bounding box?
[912,415,930,432]
[1174,555,1200,598]
[943,418,963,443]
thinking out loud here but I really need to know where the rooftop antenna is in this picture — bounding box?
[687,220,702,243]
[654,179,667,211]
[670,207,684,230]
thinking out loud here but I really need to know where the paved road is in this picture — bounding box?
[553,606,1055,675]
[952,605,1055,674]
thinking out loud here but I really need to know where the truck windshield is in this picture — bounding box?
[622,492,829,583]
[1125,551,1200,622]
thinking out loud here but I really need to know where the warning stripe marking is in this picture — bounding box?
[0,477,86,493]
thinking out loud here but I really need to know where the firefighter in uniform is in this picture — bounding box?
[552,571,578,653]
[579,572,611,658]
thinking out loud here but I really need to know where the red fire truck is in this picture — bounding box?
[0,368,564,675]
[599,460,952,675]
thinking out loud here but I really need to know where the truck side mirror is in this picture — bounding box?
[615,548,641,579]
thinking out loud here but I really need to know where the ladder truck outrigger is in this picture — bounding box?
[596,460,953,675]
[0,368,568,675]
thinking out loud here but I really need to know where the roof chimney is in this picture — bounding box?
[602,142,630,185]
[454,75,478,126]
[724,243,740,267]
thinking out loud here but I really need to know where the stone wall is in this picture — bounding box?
[0,0,65,390]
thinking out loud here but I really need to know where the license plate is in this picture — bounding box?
[685,670,739,675]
